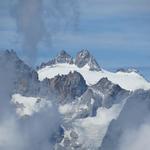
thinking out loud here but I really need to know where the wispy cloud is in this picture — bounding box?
[0,0,150,69]
[119,122,150,150]
[80,0,150,18]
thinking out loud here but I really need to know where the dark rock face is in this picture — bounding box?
[47,71,88,103]
[92,78,129,108]
[88,56,101,71]
[94,78,122,94]
[99,90,150,150]
[75,49,101,71]
[75,50,90,68]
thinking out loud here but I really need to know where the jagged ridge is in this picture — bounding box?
[38,49,101,71]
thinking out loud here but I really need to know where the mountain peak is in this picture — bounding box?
[94,77,123,94]
[55,50,73,64]
[75,50,90,68]
[38,49,101,71]
[38,50,73,69]
[77,49,90,58]
[0,49,18,60]
[59,50,69,56]
[75,49,101,71]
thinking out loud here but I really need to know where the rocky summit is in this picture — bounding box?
[46,71,88,104]
[38,49,101,71]
[75,49,101,71]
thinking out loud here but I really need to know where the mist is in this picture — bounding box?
[118,91,150,150]
[119,121,150,150]
[117,90,150,150]
[11,0,79,65]
[0,51,62,150]
[0,105,61,150]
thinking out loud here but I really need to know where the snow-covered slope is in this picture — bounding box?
[73,102,125,149]
[38,63,150,91]
[57,96,127,149]
[12,94,51,116]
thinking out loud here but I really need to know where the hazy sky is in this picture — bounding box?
[0,0,150,70]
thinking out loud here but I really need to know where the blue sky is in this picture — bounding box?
[0,0,150,78]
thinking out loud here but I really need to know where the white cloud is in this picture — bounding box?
[119,122,150,150]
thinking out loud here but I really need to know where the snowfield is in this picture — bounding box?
[38,63,150,91]
[59,100,126,149]
[73,102,124,149]
[11,94,51,116]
